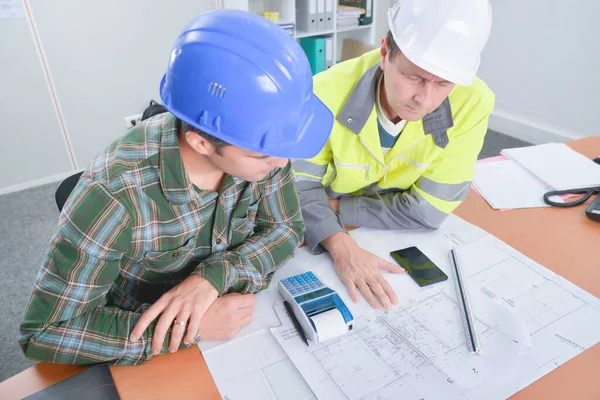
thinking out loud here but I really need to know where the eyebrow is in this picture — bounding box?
[408,72,451,84]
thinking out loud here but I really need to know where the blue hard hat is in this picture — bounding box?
[159,9,333,159]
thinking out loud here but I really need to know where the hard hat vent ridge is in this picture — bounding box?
[208,82,226,98]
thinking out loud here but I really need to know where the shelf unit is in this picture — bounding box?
[220,0,380,64]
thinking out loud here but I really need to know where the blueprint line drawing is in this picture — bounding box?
[204,329,316,400]
[270,215,600,400]
[272,280,529,400]
[203,215,600,400]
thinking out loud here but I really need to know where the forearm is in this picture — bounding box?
[19,304,181,365]
[338,189,451,230]
[295,180,345,253]
[194,220,304,295]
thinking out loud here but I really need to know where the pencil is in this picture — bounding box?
[450,248,482,354]
[284,300,309,346]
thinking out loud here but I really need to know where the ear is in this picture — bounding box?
[184,131,216,156]
[379,36,389,70]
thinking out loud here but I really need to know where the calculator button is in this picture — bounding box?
[307,272,315,278]
[316,282,323,288]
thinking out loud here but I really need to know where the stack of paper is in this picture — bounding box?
[501,143,600,190]
[473,143,600,210]
[337,5,361,28]
[472,159,560,210]
[277,21,295,36]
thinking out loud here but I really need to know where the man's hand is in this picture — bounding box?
[199,293,256,341]
[129,275,218,355]
[322,232,404,310]
[328,199,340,213]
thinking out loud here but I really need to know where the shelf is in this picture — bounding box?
[295,29,334,39]
[336,24,372,34]
[294,24,372,39]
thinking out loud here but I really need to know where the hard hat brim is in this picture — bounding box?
[275,93,334,159]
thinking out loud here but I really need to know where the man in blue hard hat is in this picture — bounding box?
[19,10,333,365]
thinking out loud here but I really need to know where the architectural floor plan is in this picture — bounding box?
[204,215,600,400]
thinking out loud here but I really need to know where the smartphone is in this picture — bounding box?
[390,246,448,287]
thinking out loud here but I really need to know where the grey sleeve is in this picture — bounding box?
[338,177,470,230]
[292,161,346,254]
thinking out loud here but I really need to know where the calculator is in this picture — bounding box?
[278,271,354,343]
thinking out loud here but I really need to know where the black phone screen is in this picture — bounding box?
[390,246,448,287]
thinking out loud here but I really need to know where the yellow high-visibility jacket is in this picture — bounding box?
[292,49,495,253]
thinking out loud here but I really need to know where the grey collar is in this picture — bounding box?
[335,65,453,149]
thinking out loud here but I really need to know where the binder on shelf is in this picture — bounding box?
[296,0,318,33]
[325,37,334,69]
[338,0,373,25]
[300,37,326,75]
[325,0,334,30]
[317,0,326,31]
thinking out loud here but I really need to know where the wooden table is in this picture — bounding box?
[1,137,599,400]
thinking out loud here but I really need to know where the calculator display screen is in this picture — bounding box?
[294,287,333,303]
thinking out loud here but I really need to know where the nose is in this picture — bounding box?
[413,82,433,107]
[267,157,289,169]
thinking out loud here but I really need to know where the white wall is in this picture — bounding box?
[0,13,73,190]
[373,0,394,45]
[478,0,600,144]
[0,0,217,195]
[13,1,570,194]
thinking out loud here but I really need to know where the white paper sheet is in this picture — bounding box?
[203,329,315,400]
[472,159,559,209]
[0,0,23,18]
[270,216,600,400]
[502,143,600,190]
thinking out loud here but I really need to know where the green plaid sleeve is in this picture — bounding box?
[195,163,304,294]
[19,176,165,365]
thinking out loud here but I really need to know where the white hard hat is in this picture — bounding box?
[387,0,492,85]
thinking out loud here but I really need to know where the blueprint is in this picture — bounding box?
[202,215,600,400]
[203,329,315,400]
[271,287,528,400]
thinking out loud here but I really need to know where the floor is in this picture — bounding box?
[0,130,530,382]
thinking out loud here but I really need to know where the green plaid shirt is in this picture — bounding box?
[19,113,304,365]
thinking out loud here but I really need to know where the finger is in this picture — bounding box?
[377,275,399,305]
[367,278,393,310]
[169,308,192,352]
[378,258,405,273]
[130,298,168,342]
[341,276,360,303]
[355,280,381,309]
[184,309,202,345]
[151,304,181,355]
[238,293,256,307]
[241,314,253,326]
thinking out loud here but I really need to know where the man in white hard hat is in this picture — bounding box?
[293,0,494,310]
